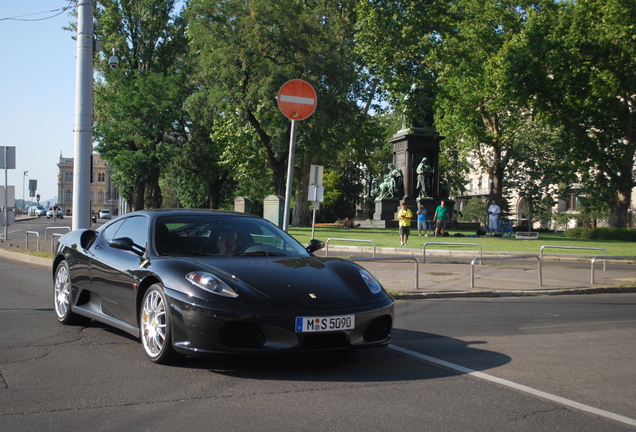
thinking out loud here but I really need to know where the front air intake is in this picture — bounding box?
[363,315,392,342]
[219,322,266,349]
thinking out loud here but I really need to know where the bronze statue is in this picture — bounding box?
[416,157,433,198]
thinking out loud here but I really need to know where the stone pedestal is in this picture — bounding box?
[389,128,444,201]
[263,195,284,228]
[234,197,251,213]
[373,199,399,221]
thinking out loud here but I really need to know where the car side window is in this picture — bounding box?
[102,219,126,242]
[113,216,149,248]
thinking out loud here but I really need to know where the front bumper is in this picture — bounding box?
[165,288,394,356]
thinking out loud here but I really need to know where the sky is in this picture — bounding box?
[0,1,79,204]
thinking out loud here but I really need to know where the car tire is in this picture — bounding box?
[54,261,91,325]
[140,284,182,364]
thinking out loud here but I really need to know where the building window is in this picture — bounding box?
[565,194,577,210]
[98,191,104,202]
[98,173,105,182]
[66,189,72,201]
[66,172,73,181]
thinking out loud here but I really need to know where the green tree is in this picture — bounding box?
[432,0,543,207]
[504,117,573,229]
[187,0,383,225]
[93,0,189,210]
[504,0,636,227]
[356,0,547,206]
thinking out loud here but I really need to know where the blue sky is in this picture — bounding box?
[0,1,78,204]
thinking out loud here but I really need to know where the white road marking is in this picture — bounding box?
[279,95,315,105]
[524,319,636,330]
[388,344,636,427]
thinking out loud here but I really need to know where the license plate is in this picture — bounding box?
[295,315,355,333]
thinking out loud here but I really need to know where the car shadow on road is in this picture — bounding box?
[391,328,512,374]
[174,329,511,382]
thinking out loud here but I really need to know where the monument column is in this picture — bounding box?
[389,129,444,202]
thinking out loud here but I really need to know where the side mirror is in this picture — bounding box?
[306,239,325,254]
[110,237,145,256]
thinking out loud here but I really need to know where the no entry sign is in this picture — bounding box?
[277,80,317,120]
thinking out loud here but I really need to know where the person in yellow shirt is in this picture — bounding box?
[398,202,413,245]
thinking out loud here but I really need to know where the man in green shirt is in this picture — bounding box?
[433,200,449,236]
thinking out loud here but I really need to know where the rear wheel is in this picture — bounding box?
[140,284,182,364]
[54,261,90,325]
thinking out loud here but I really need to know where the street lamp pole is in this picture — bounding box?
[72,0,94,230]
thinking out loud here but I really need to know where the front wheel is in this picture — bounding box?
[140,284,182,364]
[54,261,90,325]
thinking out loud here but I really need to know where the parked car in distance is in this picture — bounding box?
[28,206,47,217]
[98,209,112,219]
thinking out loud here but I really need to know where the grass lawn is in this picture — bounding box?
[288,226,635,256]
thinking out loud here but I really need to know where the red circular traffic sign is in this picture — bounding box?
[277,80,317,120]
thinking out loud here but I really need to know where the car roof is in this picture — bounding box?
[140,208,257,217]
[113,208,262,221]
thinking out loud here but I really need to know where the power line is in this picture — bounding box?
[0,1,76,23]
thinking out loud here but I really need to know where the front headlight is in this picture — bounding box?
[186,272,239,298]
[360,270,382,294]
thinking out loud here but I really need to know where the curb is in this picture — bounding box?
[389,286,636,300]
[0,249,51,268]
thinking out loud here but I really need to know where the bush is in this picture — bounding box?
[565,227,636,241]
[459,197,487,223]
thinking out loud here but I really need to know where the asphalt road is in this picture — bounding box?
[1,257,635,431]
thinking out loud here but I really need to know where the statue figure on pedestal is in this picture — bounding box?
[416,157,433,199]
[439,177,451,200]
[387,163,404,198]
[372,164,404,200]
[401,84,435,131]
[372,175,392,200]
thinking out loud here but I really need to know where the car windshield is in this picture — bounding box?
[154,214,310,257]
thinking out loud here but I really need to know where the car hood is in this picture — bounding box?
[171,255,386,310]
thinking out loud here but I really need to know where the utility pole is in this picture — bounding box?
[72,0,94,230]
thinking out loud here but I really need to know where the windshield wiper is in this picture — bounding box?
[231,251,287,257]
[162,251,213,256]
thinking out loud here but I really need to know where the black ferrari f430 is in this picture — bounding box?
[53,209,393,364]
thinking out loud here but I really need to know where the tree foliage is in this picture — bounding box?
[503,0,636,227]
[93,0,188,210]
[186,0,385,225]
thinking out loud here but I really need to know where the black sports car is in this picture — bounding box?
[53,209,393,364]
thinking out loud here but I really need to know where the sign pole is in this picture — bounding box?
[311,187,319,240]
[277,80,317,232]
[282,119,297,232]
[3,147,7,240]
